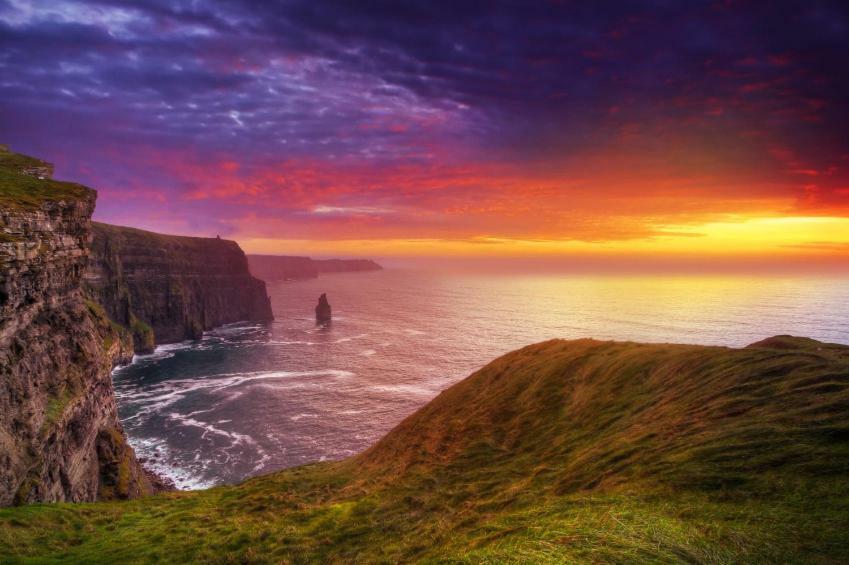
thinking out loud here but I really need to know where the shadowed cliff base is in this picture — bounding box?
[2,335,848,562]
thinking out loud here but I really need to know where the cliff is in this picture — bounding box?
[85,223,273,350]
[247,254,318,281]
[3,336,849,561]
[247,254,381,282]
[314,258,382,274]
[0,147,151,506]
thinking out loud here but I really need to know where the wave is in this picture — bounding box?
[369,381,445,399]
[289,413,318,421]
[130,437,216,491]
[115,369,355,425]
[335,333,369,343]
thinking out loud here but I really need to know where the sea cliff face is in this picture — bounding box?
[0,150,151,505]
[85,223,274,350]
[247,254,381,282]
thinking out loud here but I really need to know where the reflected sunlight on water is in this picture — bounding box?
[113,270,849,488]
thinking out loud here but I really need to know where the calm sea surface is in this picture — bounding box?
[113,270,849,488]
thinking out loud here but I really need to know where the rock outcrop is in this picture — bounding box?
[0,149,151,506]
[247,254,381,282]
[85,223,274,351]
[315,293,332,323]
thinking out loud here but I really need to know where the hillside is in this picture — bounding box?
[0,145,90,213]
[2,336,848,562]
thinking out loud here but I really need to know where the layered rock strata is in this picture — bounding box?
[85,223,274,351]
[0,155,151,505]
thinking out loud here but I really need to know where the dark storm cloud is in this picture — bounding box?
[3,1,848,155]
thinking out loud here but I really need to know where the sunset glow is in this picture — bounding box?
[1,1,847,269]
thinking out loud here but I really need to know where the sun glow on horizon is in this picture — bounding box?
[239,215,849,268]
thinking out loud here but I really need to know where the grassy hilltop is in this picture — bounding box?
[0,146,92,211]
[2,336,848,563]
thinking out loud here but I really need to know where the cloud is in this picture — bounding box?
[0,0,847,250]
[311,205,392,216]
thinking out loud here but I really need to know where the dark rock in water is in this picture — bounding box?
[316,293,332,323]
[141,466,177,493]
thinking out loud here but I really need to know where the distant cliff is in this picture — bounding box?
[314,258,383,274]
[0,148,152,506]
[247,255,319,281]
[85,224,273,351]
[247,254,381,282]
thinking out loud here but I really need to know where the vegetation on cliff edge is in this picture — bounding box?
[1,336,848,563]
[0,146,93,210]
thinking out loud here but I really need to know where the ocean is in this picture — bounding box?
[112,270,849,489]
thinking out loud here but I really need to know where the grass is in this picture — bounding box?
[41,390,74,435]
[129,315,155,353]
[92,221,237,249]
[1,335,848,563]
[85,299,128,352]
[0,147,93,210]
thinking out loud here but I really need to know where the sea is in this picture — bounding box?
[112,270,849,489]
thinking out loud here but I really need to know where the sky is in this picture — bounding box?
[1,0,848,269]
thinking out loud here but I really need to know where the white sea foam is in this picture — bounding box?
[163,413,272,476]
[335,333,369,343]
[115,369,354,425]
[207,322,263,335]
[370,382,444,399]
[117,340,198,368]
[128,437,216,491]
[167,413,256,446]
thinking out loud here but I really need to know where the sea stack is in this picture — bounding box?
[316,293,332,323]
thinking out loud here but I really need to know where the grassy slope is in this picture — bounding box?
[91,222,235,249]
[1,336,848,563]
[0,147,92,210]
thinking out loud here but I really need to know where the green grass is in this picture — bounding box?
[92,221,234,249]
[41,390,74,435]
[0,147,93,210]
[2,336,848,563]
[129,315,155,352]
[84,299,123,351]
